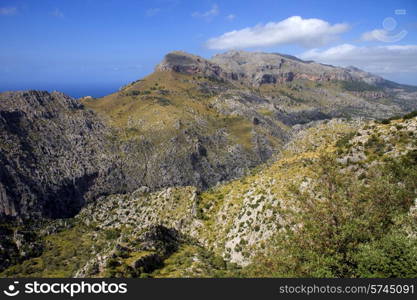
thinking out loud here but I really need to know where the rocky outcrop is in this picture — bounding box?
[210,50,374,86]
[156,51,225,80]
[74,225,182,278]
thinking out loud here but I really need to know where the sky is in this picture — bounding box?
[0,0,416,98]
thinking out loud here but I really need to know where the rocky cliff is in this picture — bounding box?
[0,91,125,219]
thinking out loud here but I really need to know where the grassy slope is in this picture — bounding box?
[82,71,270,150]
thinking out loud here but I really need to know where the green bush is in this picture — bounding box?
[340,81,381,92]
[335,132,355,149]
[354,231,417,277]
[104,229,121,240]
[403,110,417,120]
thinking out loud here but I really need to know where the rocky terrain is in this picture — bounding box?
[0,91,126,219]
[0,50,417,277]
[2,50,417,221]
[1,113,416,277]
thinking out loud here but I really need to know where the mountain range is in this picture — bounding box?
[0,50,416,277]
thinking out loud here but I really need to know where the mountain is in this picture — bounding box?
[0,50,417,277]
[2,50,417,220]
[81,49,417,194]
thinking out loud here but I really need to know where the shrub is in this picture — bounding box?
[340,81,381,92]
[104,229,121,240]
[335,132,355,149]
[155,97,171,106]
[354,231,417,277]
[403,110,417,120]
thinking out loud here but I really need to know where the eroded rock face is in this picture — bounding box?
[0,91,123,219]
[156,51,225,79]
[156,50,405,88]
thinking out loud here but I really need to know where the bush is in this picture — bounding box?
[403,110,417,120]
[354,231,417,277]
[155,97,171,106]
[124,90,141,96]
[104,229,121,240]
[335,132,355,149]
[340,81,381,92]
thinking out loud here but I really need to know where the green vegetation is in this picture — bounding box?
[403,110,417,120]
[335,132,355,149]
[340,80,382,92]
[242,151,417,277]
[1,224,101,278]
[379,110,417,124]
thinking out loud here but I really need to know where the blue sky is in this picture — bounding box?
[0,0,416,97]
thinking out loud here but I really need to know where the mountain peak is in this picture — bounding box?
[155,50,223,78]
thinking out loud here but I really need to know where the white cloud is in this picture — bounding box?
[0,7,17,15]
[226,14,235,21]
[146,8,161,17]
[361,29,407,43]
[192,4,219,21]
[300,44,417,74]
[206,16,349,50]
[361,29,386,41]
[51,8,64,18]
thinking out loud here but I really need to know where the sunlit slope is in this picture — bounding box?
[82,69,290,190]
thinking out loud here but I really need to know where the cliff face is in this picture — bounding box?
[0,91,124,219]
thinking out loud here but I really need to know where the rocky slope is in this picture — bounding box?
[0,91,128,219]
[2,113,416,277]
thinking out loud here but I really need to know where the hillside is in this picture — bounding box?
[2,113,416,278]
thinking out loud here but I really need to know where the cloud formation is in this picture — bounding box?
[300,44,417,74]
[192,4,219,21]
[226,14,235,21]
[361,29,407,43]
[206,16,349,50]
[0,7,17,15]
